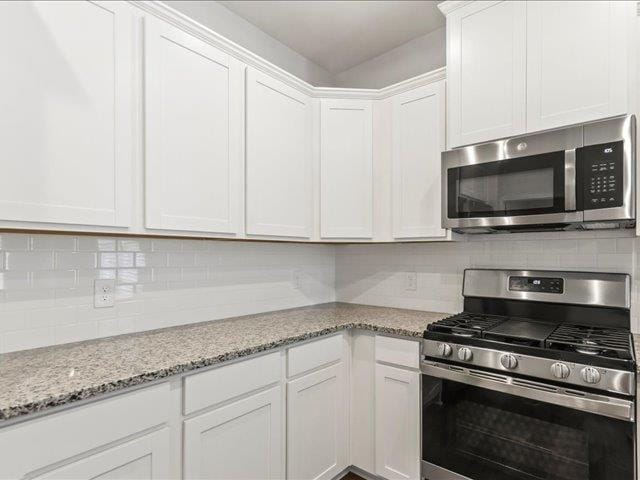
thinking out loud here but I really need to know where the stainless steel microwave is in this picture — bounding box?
[441,115,636,233]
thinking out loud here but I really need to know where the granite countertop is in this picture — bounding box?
[0,302,447,422]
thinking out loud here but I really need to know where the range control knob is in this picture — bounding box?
[581,367,601,385]
[437,343,452,357]
[457,347,473,362]
[551,362,570,379]
[500,354,518,370]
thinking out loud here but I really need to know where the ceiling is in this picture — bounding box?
[219,1,445,74]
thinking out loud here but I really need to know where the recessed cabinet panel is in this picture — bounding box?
[184,387,284,480]
[34,429,170,480]
[246,69,312,238]
[375,364,420,480]
[145,17,241,234]
[526,0,631,132]
[392,81,447,239]
[0,1,133,227]
[320,99,373,238]
[287,363,348,480]
[447,0,526,147]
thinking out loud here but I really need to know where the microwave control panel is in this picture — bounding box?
[580,140,624,210]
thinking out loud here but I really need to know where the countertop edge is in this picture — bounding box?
[0,321,424,423]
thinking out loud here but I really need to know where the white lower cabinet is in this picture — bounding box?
[0,384,171,479]
[287,363,348,480]
[183,386,284,480]
[34,428,170,480]
[375,364,420,480]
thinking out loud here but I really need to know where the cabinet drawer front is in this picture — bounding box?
[184,352,281,414]
[0,384,170,479]
[375,335,419,369]
[287,334,344,378]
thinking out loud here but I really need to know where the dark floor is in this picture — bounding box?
[341,473,366,480]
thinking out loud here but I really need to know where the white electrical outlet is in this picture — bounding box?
[94,279,116,308]
[405,272,417,291]
[292,270,301,290]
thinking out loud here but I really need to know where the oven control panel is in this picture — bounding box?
[579,140,624,210]
[509,276,564,294]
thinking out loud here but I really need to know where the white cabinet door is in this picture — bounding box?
[320,99,373,239]
[0,1,133,227]
[287,363,348,480]
[144,17,241,234]
[391,81,447,240]
[447,0,526,147]
[34,429,170,480]
[245,68,313,238]
[375,364,420,480]
[526,1,632,132]
[183,386,284,480]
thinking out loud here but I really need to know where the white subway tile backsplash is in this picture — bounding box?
[0,233,335,353]
[4,230,639,355]
[5,251,54,270]
[31,235,76,251]
[55,252,97,269]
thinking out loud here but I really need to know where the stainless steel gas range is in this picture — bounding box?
[421,269,636,480]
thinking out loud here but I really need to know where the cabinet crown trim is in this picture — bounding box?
[438,1,476,16]
[131,1,445,99]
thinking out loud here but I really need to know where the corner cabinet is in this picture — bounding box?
[391,80,448,240]
[0,1,134,228]
[245,69,313,239]
[144,16,242,235]
[443,0,634,148]
[320,99,373,239]
[446,0,527,148]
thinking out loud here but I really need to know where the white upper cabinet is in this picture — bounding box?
[320,99,373,239]
[526,1,632,132]
[245,69,313,238]
[0,1,134,227]
[144,17,242,234]
[391,81,447,239]
[446,1,527,148]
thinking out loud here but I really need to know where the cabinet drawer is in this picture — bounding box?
[184,352,281,415]
[287,334,343,378]
[375,335,419,369]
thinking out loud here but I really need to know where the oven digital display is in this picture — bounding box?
[509,276,564,294]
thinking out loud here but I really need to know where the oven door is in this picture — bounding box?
[421,362,635,480]
[442,127,583,230]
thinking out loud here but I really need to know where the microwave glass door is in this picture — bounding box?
[422,375,634,480]
[447,152,567,219]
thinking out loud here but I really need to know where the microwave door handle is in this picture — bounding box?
[565,148,577,211]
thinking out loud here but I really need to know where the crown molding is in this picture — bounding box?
[129,1,317,96]
[130,1,445,101]
[438,1,475,16]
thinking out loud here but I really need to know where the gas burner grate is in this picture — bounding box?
[546,324,633,360]
[427,313,507,338]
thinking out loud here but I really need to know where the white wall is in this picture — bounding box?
[0,234,335,353]
[336,230,640,331]
[334,27,446,89]
[165,0,336,87]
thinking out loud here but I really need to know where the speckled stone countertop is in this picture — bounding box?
[0,302,447,422]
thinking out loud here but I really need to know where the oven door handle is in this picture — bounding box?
[421,361,635,422]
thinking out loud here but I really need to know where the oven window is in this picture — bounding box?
[422,376,634,480]
[447,152,566,219]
